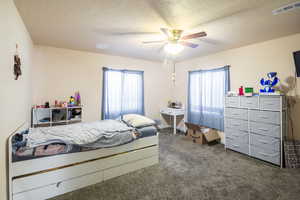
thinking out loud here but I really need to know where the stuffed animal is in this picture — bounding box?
[260,72,279,93]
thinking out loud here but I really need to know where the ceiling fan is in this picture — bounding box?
[142,28,207,55]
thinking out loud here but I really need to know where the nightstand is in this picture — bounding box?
[160,108,185,135]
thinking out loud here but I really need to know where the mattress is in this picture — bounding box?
[12,125,157,162]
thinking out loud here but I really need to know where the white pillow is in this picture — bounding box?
[122,114,155,128]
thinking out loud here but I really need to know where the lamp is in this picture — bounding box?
[164,42,184,55]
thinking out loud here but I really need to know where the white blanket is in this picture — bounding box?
[27,120,135,148]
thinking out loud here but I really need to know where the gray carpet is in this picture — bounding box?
[52,129,300,200]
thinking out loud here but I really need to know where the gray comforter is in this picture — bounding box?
[26,120,136,148]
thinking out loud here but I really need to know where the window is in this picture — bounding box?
[102,67,144,119]
[187,66,230,131]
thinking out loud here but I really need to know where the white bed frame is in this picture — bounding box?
[8,123,159,200]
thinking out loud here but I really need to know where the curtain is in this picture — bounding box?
[187,66,230,131]
[102,67,144,119]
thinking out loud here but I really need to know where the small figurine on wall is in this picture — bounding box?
[260,72,279,94]
[14,44,22,80]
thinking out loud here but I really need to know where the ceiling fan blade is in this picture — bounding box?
[160,28,170,37]
[113,32,160,36]
[180,41,199,48]
[93,28,161,36]
[181,32,207,40]
[142,40,165,44]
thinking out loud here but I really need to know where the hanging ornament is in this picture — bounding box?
[14,44,22,80]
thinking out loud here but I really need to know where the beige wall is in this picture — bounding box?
[32,46,172,122]
[0,0,33,199]
[174,33,300,141]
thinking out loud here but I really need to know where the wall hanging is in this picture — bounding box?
[14,44,22,80]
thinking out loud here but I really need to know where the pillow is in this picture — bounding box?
[122,114,155,128]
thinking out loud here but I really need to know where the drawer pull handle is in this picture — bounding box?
[264,103,276,106]
[258,128,268,131]
[232,133,247,137]
[232,144,239,147]
[259,116,268,119]
[56,181,62,188]
[258,139,268,144]
[232,123,240,126]
[258,152,277,157]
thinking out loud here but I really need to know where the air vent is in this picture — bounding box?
[272,1,300,15]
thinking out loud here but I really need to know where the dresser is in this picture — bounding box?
[224,95,286,167]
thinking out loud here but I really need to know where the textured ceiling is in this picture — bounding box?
[14,0,300,61]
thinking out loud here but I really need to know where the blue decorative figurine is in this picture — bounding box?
[260,72,279,93]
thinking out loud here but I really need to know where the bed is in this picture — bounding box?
[8,117,159,200]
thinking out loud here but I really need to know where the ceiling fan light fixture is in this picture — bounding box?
[164,43,184,55]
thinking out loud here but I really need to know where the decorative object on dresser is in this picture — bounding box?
[260,72,280,94]
[31,106,82,127]
[224,95,286,167]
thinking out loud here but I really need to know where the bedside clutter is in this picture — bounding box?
[185,122,220,144]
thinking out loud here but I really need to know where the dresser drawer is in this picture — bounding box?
[226,138,249,155]
[225,128,249,144]
[250,133,280,152]
[250,145,280,165]
[225,108,248,120]
[259,96,281,111]
[225,97,239,107]
[249,110,280,124]
[249,122,280,138]
[225,118,248,131]
[240,97,259,109]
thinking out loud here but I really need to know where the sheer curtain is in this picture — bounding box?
[187,66,230,131]
[102,67,144,119]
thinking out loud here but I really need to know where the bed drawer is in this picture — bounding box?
[226,138,249,155]
[13,152,159,200]
[225,96,239,107]
[225,108,248,120]
[249,122,280,138]
[249,110,280,125]
[250,145,280,165]
[225,129,249,144]
[225,118,248,132]
[13,146,158,194]
[259,96,281,111]
[103,155,158,181]
[13,170,104,200]
[250,133,280,152]
[240,96,259,109]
